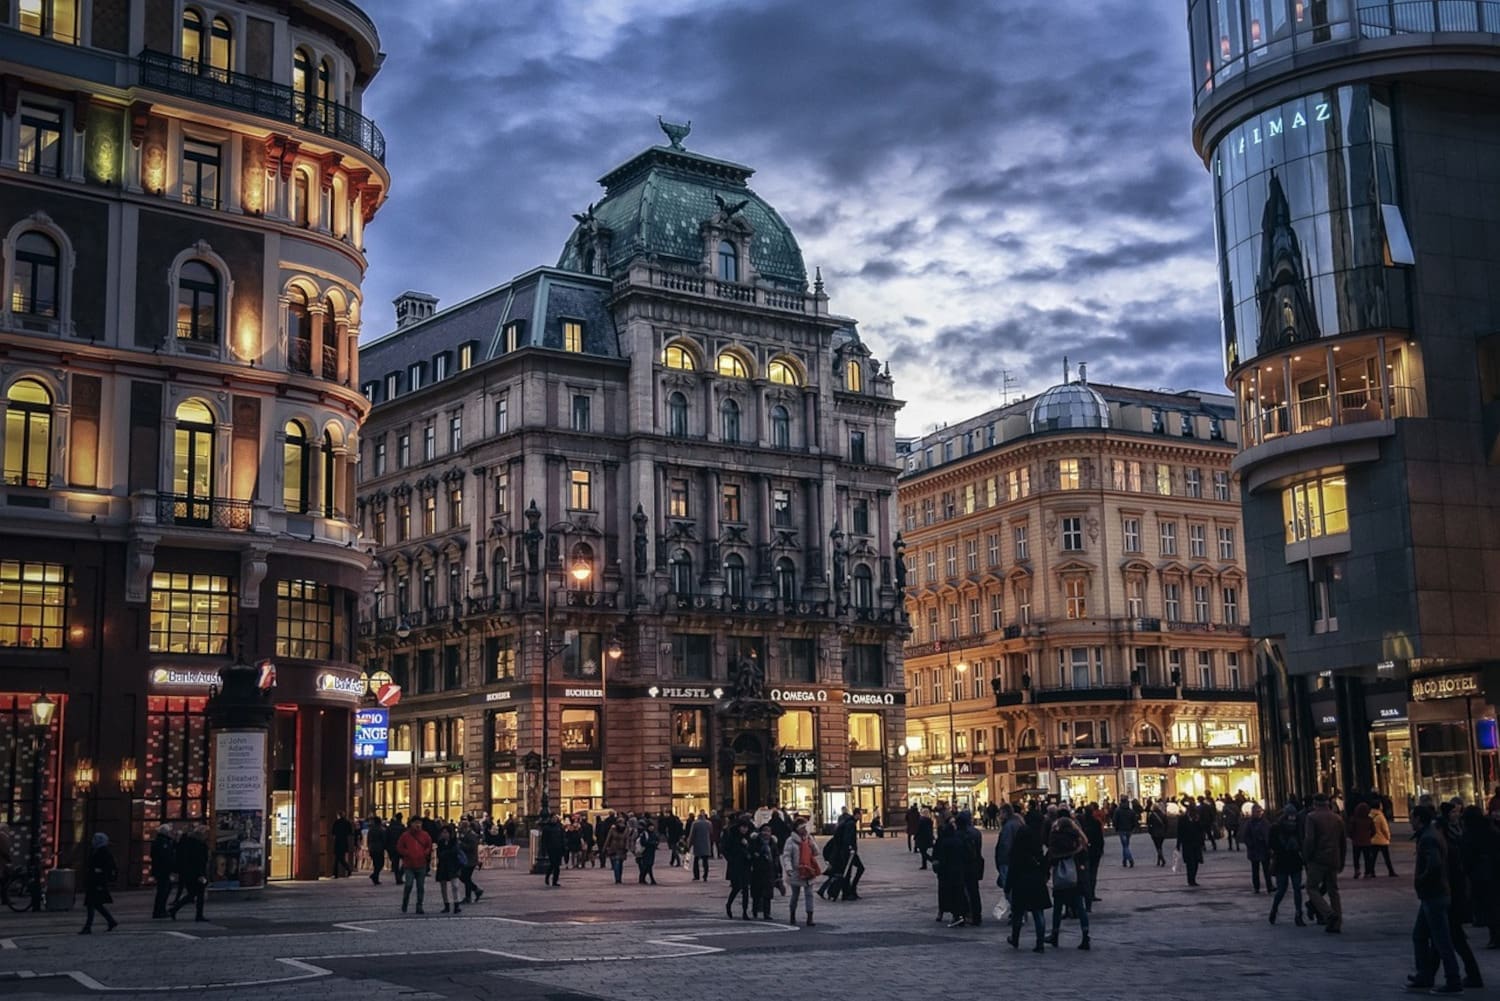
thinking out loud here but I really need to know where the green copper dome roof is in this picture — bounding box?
[557,144,808,289]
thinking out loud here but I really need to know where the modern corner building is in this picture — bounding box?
[354,126,907,827]
[1,0,389,882]
[1186,0,1500,811]
[900,372,1258,808]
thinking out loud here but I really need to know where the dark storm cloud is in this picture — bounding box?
[354,0,1225,430]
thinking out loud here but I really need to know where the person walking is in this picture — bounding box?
[168,825,208,922]
[396,816,432,914]
[956,810,984,927]
[434,828,463,914]
[1176,805,1206,887]
[1408,804,1465,994]
[1045,807,1090,950]
[1303,793,1346,933]
[689,811,714,881]
[149,824,176,919]
[1268,803,1306,925]
[1438,804,1484,987]
[995,803,1021,896]
[749,824,775,918]
[331,811,353,878]
[366,817,387,885]
[1243,803,1273,893]
[1112,799,1138,868]
[1148,800,1168,866]
[1350,801,1375,879]
[458,820,483,903]
[78,832,119,934]
[905,803,920,852]
[1370,798,1398,878]
[388,811,405,887]
[1223,795,1243,852]
[1005,811,1052,952]
[1078,803,1105,906]
[602,817,628,883]
[540,814,564,888]
[783,817,819,927]
[724,817,754,919]
[636,821,660,885]
[915,808,935,870]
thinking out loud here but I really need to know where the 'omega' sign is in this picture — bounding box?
[844,692,897,706]
[1411,673,1482,702]
[770,688,829,703]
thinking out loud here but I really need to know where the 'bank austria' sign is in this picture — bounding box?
[317,672,365,698]
[1411,673,1482,702]
[150,667,221,690]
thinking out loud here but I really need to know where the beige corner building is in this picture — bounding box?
[900,371,1260,807]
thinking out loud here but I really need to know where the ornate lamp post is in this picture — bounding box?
[26,692,56,912]
[943,643,969,808]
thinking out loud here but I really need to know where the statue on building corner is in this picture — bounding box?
[893,533,907,592]
[633,504,649,575]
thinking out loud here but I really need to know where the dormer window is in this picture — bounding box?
[845,359,864,392]
[503,321,521,353]
[563,320,583,353]
[717,241,739,283]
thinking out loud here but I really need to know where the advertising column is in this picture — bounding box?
[211,730,267,889]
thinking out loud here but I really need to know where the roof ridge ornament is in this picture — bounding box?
[658,116,692,150]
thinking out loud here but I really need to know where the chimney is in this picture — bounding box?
[1079,363,1087,385]
[393,291,439,329]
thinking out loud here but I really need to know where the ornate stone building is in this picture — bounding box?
[355,126,906,827]
[900,371,1259,807]
[0,0,389,882]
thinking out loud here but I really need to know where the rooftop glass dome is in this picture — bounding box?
[1030,369,1111,433]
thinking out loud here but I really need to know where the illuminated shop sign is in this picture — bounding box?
[485,690,513,702]
[843,692,899,706]
[150,667,221,689]
[1198,755,1250,768]
[771,688,829,703]
[1225,100,1332,157]
[648,686,724,700]
[563,687,604,699]
[317,672,365,698]
[780,751,817,777]
[353,708,390,760]
[1052,754,1116,771]
[1411,673,1482,702]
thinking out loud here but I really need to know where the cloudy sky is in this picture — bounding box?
[356,0,1223,435]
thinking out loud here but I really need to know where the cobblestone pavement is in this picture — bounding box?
[0,836,1479,1000]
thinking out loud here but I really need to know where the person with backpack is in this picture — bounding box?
[1045,807,1090,950]
[1268,802,1306,925]
[1005,810,1051,952]
[782,816,819,927]
[636,820,660,885]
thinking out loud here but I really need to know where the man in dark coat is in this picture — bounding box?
[906,804,921,852]
[169,825,209,921]
[955,811,984,926]
[365,817,387,885]
[915,809,936,869]
[539,814,565,887]
[331,811,353,877]
[1176,806,1206,886]
[150,825,176,918]
[1243,803,1273,892]
[1078,804,1106,906]
[1005,813,1051,951]
[689,812,714,880]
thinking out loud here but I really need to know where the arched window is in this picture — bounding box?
[720,398,741,443]
[768,359,799,386]
[318,58,332,102]
[13,232,59,317]
[321,429,336,517]
[1137,722,1163,747]
[293,48,313,124]
[181,8,205,64]
[845,358,864,392]
[176,260,220,344]
[716,352,749,379]
[667,392,689,437]
[568,541,594,590]
[173,399,215,522]
[1018,727,1039,751]
[669,548,693,595]
[293,170,310,227]
[322,295,339,378]
[724,553,746,599]
[662,343,696,370]
[491,545,509,594]
[852,564,874,610]
[770,405,791,449]
[282,420,309,512]
[287,289,311,372]
[775,558,797,603]
[4,379,52,487]
[209,16,232,74]
[717,240,738,283]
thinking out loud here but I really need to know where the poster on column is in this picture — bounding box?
[211,730,267,890]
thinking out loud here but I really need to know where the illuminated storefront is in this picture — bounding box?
[776,708,819,814]
[1051,754,1117,806]
[488,707,519,820]
[1410,670,1500,807]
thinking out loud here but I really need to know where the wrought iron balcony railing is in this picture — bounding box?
[137,50,386,164]
[156,492,252,530]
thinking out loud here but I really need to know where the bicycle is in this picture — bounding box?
[4,863,43,912]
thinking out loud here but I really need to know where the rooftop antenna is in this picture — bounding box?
[1062,355,1070,384]
[999,368,1019,405]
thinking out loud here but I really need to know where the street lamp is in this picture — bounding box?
[944,646,968,809]
[537,540,592,823]
[27,693,56,912]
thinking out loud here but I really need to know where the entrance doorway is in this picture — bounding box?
[730,732,767,811]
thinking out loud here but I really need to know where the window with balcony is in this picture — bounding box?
[1282,474,1349,544]
[567,471,591,510]
[1196,650,1214,688]
[0,560,68,649]
[282,420,309,513]
[176,261,220,345]
[1226,653,1242,690]
[1017,584,1031,624]
[19,0,77,42]
[149,572,233,654]
[563,320,583,353]
[1164,582,1181,621]
[4,379,52,488]
[725,553,746,598]
[275,580,332,660]
[1193,584,1210,623]
[181,140,220,209]
[776,558,797,602]
[1127,577,1144,618]
[10,232,59,318]
[172,399,215,520]
[1062,516,1084,552]
[990,592,1004,631]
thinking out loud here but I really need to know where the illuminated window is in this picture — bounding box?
[717,352,749,379]
[669,478,690,518]
[149,572,233,654]
[1065,578,1086,619]
[396,501,410,541]
[293,48,313,125]
[768,359,799,385]
[180,139,220,209]
[11,232,59,317]
[503,322,521,353]
[848,712,881,752]
[176,260,220,344]
[4,379,52,487]
[1156,463,1173,496]
[172,399,215,521]
[448,486,463,527]
[17,106,62,177]
[663,343,696,370]
[422,494,436,535]
[721,484,741,522]
[275,579,331,660]
[209,16,232,73]
[845,359,863,392]
[563,321,583,353]
[1058,458,1080,490]
[569,468,592,509]
[18,0,76,42]
[282,420,309,512]
[1282,474,1349,543]
[0,560,68,648]
[778,709,815,749]
[491,708,517,752]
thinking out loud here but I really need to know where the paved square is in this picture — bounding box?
[0,837,1472,1000]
